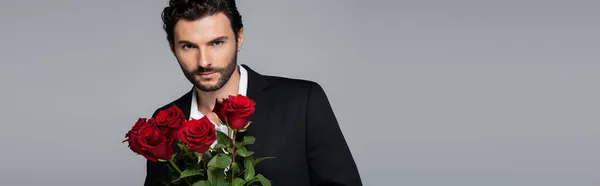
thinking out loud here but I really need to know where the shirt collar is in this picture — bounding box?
[190,64,248,120]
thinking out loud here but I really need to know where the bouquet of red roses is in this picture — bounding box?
[123,95,274,186]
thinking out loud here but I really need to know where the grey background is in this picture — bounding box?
[1,0,599,185]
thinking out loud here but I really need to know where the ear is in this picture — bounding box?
[236,27,245,51]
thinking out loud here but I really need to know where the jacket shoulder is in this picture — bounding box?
[263,75,322,91]
[261,75,330,105]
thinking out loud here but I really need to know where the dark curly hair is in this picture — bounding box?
[161,0,243,46]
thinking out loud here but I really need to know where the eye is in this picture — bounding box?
[211,41,224,46]
[182,44,194,49]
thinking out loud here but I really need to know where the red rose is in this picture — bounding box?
[123,118,175,162]
[213,98,229,124]
[155,105,185,134]
[213,94,256,130]
[177,116,217,153]
[123,118,149,154]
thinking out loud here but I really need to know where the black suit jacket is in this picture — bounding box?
[144,65,362,186]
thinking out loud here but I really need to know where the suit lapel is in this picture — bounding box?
[174,87,193,120]
[236,65,273,142]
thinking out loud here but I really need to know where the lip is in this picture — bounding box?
[197,72,216,78]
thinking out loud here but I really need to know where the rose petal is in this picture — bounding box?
[177,116,217,154]
[189,144,211,153]
[147,139,174,161]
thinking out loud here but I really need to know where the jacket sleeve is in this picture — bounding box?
[305,82,362,186]
[144,159,169,186]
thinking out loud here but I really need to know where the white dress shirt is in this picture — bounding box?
[189,64,248,148]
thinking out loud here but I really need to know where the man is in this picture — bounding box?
[144,0,362,185]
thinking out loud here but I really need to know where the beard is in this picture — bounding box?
[181,53,238,92]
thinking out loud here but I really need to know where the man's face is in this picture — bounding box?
[171,13,243,92]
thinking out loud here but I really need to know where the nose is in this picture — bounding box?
[197,47,211,67]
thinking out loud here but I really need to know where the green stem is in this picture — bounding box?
[230,130,237,183]
[170,159,192,186]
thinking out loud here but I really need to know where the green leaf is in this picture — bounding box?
[244,156,255,181]
[232,178,246,186]
[158,153,178,162]
[254,157,276,165]
[169,174,182,184]
[236,147,254,157]
[181,167,202,178]
[172,167,204,183]
[230,162,239,177]
[245,179,259,186]
[241,136,255,145]
[213,143,227,150]
[216,131,232,147]
[191,180,211,186]
[217,178,227,186]
[255,174,271,186]
[210,168,227,186]
[177,141,188,152]
[207,167,217,185]
[208,153,232,169]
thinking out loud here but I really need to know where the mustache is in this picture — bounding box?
[193,67,224,74]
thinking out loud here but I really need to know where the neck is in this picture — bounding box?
[195,66,240,115]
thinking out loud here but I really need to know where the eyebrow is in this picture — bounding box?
[177,40,196,46]
[208,36,228,44]
[176,36,229,46]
